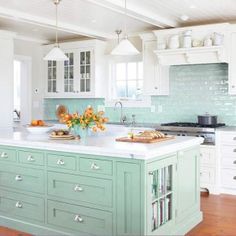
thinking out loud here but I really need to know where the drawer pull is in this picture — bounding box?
[148,171,154,176]
[233,160,236,164]
[233,176,236,180]
[233,137,236,141]
[57,159,65,165]
[27,155,35,162]
[91,163,100,170]
[74,185,84,192]
[1,152,8,158]
[15,201,23,208]
[15,175,23,181]
[74,215,83,223]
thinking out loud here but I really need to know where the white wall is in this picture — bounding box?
[0,31,14,130]
[14,39,44,119]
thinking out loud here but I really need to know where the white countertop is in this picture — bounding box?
[0,125,203,160]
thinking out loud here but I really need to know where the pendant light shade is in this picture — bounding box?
[111,37,140,55]
[111,0,140,56]
[43,46,69,61]
[44,0,68,61]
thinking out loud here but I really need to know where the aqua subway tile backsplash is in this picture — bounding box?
[44,63,236,125]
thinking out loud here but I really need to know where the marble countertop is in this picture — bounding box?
[0,125,203,160]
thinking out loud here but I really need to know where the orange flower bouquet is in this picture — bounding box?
[60,106,109,137]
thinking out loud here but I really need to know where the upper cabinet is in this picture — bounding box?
[140,33,169,96]
[43,40,107,98]
[153,23,230,66]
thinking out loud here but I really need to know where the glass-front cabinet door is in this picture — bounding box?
[79,50,92,93]
[47,61,57,93]
[64,52,75,93]
[146,155,177,235]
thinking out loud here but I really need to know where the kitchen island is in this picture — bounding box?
[0,126,203,236]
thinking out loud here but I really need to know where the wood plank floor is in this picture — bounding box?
[0,194,236,236]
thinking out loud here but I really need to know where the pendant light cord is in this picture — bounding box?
[55,0,59,47]
[124,0,127,38]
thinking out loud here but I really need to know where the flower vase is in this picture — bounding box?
[72,126,89,138]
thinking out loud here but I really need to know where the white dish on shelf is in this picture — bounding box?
[26,125,53,134]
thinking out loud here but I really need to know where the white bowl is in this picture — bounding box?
[26,125,53,134]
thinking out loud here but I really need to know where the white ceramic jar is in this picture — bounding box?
[168,35,180,49]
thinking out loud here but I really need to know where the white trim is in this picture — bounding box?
[86,0,177,28]
[14,55,32,125]
[14,35,49,44]
[0,6,112,40]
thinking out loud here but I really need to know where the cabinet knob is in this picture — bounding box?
[74,215,83,223]
[57,159,65,166]
[148,171,154,176]
[15,175,23,181]
[15,201,23,208]
[154,86,158,90]
[233,176,236,180]
[27,155,35,162]
[233,160,236,164]
[90,163,100,170]
[74,185,84,192]
[232,85,235,88]
[1,152,8,158]
[233,137,236,141]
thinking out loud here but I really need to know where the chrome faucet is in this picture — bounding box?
[114,101,127,124]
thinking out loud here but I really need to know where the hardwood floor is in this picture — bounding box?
[0,194,236,236]
[187,194,236,236]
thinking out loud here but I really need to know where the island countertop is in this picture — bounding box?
[0,126,203,160]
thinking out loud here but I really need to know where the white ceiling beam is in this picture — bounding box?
[85,0,177,28]
[0,6,113,41]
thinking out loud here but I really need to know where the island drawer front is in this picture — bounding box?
[0,164,44,194]
[48,200,113,236]
[0,147,16,163]
[200,167,215,184]
[47,153,77,171]
[18,150,45,166]
[48,172,112,207]
[0,189,44,223]
[221,169,236,189]
[79,157,113,175]
[220,133,236,145]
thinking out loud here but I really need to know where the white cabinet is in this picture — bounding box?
[228,32,236,95]
[43,40,107,98]
[216,130,236,195]
[199,145,218,194]
[140,33,169,96]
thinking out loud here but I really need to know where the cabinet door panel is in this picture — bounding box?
[176,148,200,223]
[116,162,142,235]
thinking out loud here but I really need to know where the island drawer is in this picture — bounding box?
[48,171,112,207]
[18,150,45,166]
[0,147,16,163]
[79,157,113,176]
[47,153,77,171]
[0,164,44,194]
[0,189,44,223]
[48,200,113,236]
[200,147,215,165]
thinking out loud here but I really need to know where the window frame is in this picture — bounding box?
[106,55,151,108]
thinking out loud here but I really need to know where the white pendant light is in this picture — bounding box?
[44,0,68,61]
[111,0,140,56]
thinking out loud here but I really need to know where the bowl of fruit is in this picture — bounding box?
[26,120,53,134]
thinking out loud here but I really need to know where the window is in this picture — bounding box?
[114,61,143,99]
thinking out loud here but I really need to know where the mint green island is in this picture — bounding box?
[0,128,203,236]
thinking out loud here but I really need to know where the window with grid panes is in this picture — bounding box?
[47,61,57,93]
[114,61,143,99]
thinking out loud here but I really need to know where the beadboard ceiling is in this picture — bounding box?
[0,0,236,43]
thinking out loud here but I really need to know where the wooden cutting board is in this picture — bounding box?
[49,134,75,140]
[116,135,174,143]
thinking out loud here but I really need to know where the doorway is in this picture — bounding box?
[14,55,32,126]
